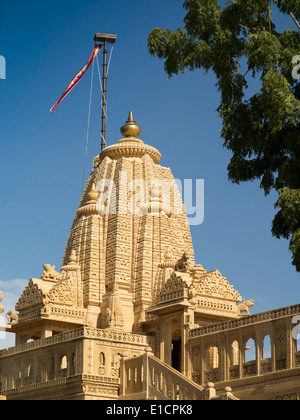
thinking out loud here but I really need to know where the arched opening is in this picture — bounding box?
[296,328,300,352]
[163,317,182,372]
[263,335,272,360]
[172,338,182,372]
[245,338,256,363]
[25,363,33,378]
[60,355,67,370]
[99,352,105,366]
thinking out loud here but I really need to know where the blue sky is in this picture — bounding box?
[0,0,299,347]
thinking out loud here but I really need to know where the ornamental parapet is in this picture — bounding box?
[190,304,300,338]
[0,327,156,358]
[189,303,300,395]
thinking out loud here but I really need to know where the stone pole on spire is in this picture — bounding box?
[94,33,117,151]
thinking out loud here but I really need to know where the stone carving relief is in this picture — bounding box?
[105,284,125,329]
[0,290,4,314]
[6,310,19,325]
[237,299,255,316]
[160,273,188,294]
[41,264,62,281]
[196,270,241,301]
[16,280,46,311]
[47,279,73,306]
[175,251,194,273]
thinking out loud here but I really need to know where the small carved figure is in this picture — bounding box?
[41,264,62,281]
[188,286,197,300]
[175,251,193,273]
[237,298,255,316]
[6,310,19,325]
[0,290,4,314]
[105,307,112,326]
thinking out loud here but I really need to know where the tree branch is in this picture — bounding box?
[281,0,300,31]
[289,11,300,31]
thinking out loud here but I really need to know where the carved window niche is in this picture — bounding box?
[36,359,42,384]
[99,352,106,376]
[58,355,68,378]
[243,338,257,377]
[24,363,34,385]
[244,338,256,363]
[49,357,55,380]
[262,335,272,359]
[111,352,121,378]
[261,335,272,374]
[205,345,220,383]
[70,353,76,376]
[15,365,22,388]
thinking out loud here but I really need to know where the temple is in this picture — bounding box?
[0,112,299,400]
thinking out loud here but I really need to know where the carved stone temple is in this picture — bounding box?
[0,112,300,400]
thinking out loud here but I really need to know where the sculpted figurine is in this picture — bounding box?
[6,310,19,325]
[0,290,4,314]
[41,264,62,281]
[237,299,255,316]
[175,251,193,273]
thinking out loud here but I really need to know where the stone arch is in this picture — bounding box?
[262,334,272,360]
[60,355,68,370]
[25,363,33,378]
[99,352,106,366]
[244,338,256,363]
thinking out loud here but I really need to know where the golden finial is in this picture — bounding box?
[120,110,142,138]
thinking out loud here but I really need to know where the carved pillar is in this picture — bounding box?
[238,331,243,379]
[200,337,205,385]
[286,317,293,369]
[271,325,276,372]
[220,335,227,383]
[223,333,230,382]
[255,327,262,376]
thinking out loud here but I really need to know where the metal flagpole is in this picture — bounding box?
[94,33,117,151]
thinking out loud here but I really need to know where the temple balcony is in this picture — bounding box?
[189,304,300,400]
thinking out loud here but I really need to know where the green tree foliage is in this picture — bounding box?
[148,0,300,271]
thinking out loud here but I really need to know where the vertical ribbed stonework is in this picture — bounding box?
[62,112,195,330]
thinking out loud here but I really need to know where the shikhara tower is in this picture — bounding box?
[0,113,300,401]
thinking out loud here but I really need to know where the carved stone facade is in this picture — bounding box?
[0,113,299,400]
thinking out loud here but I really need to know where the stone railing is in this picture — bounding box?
[0,326,156,358]
[120,352,205,400]
[190,304,300,338]
[157,287,188,305]
[189,304,300,387]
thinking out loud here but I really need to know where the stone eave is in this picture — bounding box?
[146,299,192,316]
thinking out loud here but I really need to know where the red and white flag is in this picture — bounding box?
[50,46,102,113]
